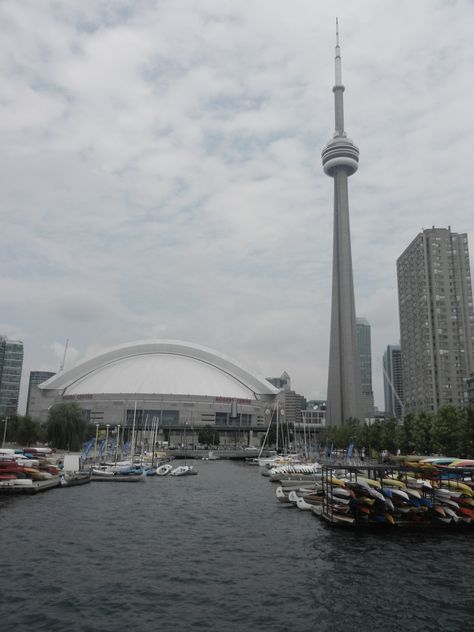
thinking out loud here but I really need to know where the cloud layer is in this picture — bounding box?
[1,0,473,412]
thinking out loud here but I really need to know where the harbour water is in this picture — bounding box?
[1,460,473,631]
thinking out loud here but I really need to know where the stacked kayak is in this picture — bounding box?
[0,459,61,494]
[320,467,474,527]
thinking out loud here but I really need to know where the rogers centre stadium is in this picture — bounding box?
[29,340,279,447]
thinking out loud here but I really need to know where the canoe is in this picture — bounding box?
[438,497,460,510]
[458,507,474,519]
[382,478,406,489]
[329,476,346,487]
[434,515,452,524]
[443,507,460,522]
[332,487,352,498]
[327,493,351,505]
[357,477,382,489]
[405,488,422,499]
[390,488,410,502]
[445,480,473,495]
[420,457,459,465]
[368,488,386,502]
[330,504,351,514]
[331,513,355,525]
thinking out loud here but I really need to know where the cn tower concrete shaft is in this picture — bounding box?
[321,21,362,425]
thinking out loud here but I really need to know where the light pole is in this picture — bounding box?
[105,424,110,462]
[280,409,285,452]
[93,423,100,463]
[2,416,9,448]
[115,424,121,464]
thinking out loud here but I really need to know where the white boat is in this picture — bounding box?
[296,496,315,511]
[156,464,173,476]
[276,486,291,504]
[204,451,219,461]
[311,504,323,517]
[60,471,91,486]
[258,454,302,468]
[92,467,115,477]
[268,463,321,481]
[170,465,197,477]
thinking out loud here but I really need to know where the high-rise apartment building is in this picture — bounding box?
[397,227,474,414]
[466,374,474,404]
[0,336,24,416]
[322,21,362,425]
[26,371,56,416]
[383,345,404,419]
[277,390,306,427]
[356,318,375,419]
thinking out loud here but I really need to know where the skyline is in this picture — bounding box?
[1,1,474,413]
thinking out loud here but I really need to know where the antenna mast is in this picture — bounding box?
[59,339,69,372]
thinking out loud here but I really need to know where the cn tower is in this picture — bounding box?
[321,20,362,425]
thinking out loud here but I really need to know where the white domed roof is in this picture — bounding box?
[40,340,278,400]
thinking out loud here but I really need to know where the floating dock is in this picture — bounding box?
[0,476,61,495]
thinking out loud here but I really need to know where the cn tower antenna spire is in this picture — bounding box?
[333,17,344,134]
[335,18,342,85]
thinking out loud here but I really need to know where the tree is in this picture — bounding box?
[460,406,474,458]
[380,417,398,454]
[197,425,220,447]
[46,403,89,451]
[1,414,46,446]
[412,412,433,455]
[17,415,42,446]
[1,413,20,444]
[431,406,464,456]
[398,413,415,454]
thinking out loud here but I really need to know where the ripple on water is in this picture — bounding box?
[1,461,474,632]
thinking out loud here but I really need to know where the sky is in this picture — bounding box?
[1,0,474,413]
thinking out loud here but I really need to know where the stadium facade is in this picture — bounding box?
[29,340,279,447]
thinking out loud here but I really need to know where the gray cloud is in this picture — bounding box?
[1,0,473,412]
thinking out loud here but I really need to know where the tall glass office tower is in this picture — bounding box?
[356,318,375,419]
[0,336,24,415]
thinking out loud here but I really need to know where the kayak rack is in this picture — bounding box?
[319,464,474,529]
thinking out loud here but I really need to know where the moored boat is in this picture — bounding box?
[170,465,197,477]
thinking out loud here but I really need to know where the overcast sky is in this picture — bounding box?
[1,0,473,413]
